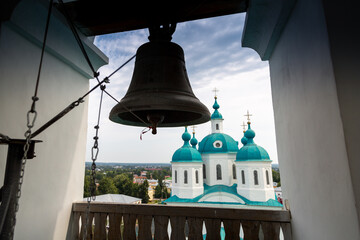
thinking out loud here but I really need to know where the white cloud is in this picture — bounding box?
[86,13,278,164]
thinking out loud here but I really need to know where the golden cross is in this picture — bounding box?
[241,122,247,132]
[192,125,197,134]
[212,87,219,98]
[244,110,252,122]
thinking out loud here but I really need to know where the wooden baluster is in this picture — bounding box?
[187,218,203,240]
[138,215,153,239]
[261,222,280,240]
[242,220,260,240]
[123,214,137,240]
[94,213,107,240]
[71,212,81,240]
[154,216,169,240]
[80,212,94,240]
[170,216,186,240]
[280,223,292,240]
[204,218,221,240]
[108,213,122,240]
[223,219,240,240]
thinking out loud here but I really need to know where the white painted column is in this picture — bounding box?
[0,1,107,239]
[267,0,360,238]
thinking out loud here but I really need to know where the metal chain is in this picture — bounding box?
[8,110,37,239]
[7,0,53,237]
[83,85,105,240]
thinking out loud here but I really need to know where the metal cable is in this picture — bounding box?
[57,0,98,77]
[83,85,105,240]
[57,0,148,127]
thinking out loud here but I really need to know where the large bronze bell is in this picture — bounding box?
[109,24,210,134]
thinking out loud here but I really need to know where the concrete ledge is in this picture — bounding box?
[7,0,108,79]
[242,0,297,60]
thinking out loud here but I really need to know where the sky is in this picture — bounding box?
[86,13,278,164]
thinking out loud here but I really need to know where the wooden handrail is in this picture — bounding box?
[73,202,291,222]
[70,202,292,240]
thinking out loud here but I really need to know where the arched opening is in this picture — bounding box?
[216,124,219,130]
[203,164,206,179]
[241,170,245,184]
[195,170,199,184]
[216,164,222,180]
[266,170,270,185]
[175,170,177,184]
[254,170,259,185]
[184,170,188,184]
[232,164,237,179]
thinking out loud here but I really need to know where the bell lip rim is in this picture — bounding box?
[108,114,211,128]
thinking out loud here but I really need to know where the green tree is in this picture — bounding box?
[152,171,160,180]
[154,176,170,199]
[98,177,118,195]
[83,175,91,198]
[95,171,105,181]
[272,169,281,186]
[114,173,133,195]
[155,184,162,199]
[134,169,141,176]
[139,180,150,203]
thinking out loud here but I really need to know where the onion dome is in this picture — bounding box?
[241,134,248,146]
[190,131,198,149]
[172,127,202,162]
[198,133,239,153]
[241,122,248,145]
[211,97,223,120]
[236,123,270,161]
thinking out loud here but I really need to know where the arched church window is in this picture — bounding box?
[254,170,259,185]
[184,170,188,184]
[216,124,219,130]
[203,164,206,179]
[241,170,245,184]
[216,164,222,180]
[266,170,270,185]
[233,164,237,179]
[175,170,177,184]
[195,170,199,184]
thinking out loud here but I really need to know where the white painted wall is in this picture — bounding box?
[199,192,245,204]
[267,0,360,238]
[202,153,236,186]
[211,119,224,133]
[171,162,203,198]
[0,1,107,239]
[236,161,274,202]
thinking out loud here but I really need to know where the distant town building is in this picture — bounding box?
[275,187,283,203]
[148,187,155,201]
[133,175,147,184]
[165,96,282,209]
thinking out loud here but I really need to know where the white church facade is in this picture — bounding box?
[165,97,282,209]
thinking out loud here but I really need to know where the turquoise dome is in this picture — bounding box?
[172,127,202,162]
[241,134,248,145]
[190,132,198,149]
[211,97,223,119]
[198,133,239,153]
[182,128,191,142]
[236,123,271,161]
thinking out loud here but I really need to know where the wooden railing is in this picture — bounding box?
[69,202,292,240]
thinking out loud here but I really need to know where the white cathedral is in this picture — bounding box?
[165,96,282,209]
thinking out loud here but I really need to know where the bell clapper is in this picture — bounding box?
[147,114,164,135]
